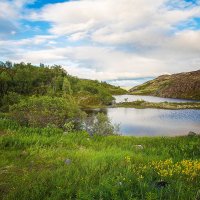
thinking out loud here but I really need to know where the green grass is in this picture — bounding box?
[0,118,200,200]
[117,100,200,109]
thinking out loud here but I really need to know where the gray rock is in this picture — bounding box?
[188,131,197,136]
[65,159,71,165]
[155,180,168,188]
[135,145,144,149]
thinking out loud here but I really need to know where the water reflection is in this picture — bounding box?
[114,95,199,103]
[86,108,200,136]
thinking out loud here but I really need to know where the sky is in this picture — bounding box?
[0,0,200,87]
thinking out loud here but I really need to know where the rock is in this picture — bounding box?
[65,159,71,165]
[19,150,28,157]
[155,180,168,188]
[135,145,144,149]
[188,131,197,136]
[118,182,122,186]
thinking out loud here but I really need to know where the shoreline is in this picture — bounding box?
[124,93,200,101]
[115,100,200,110]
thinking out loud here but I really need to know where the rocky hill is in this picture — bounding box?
[129,70,200,100]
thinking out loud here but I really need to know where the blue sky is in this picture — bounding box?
[0,0,200,87]
[27,0,70,8]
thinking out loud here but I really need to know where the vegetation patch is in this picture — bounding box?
[0,119,200,200]
[0,62,126,112]
[117,100,200,109]
[129,70,200,100]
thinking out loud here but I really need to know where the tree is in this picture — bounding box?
[5,61,12,68]
[98,87,114,105]
[83,112,119,136]
[62,77,72,96]
[0,71,11,95]
[10,96,81,128]
[52,76,63,94]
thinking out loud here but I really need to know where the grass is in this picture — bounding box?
[0,118,200,200]
[117,100,200,109]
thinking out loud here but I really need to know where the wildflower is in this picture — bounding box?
[137,175,144,181]
[151,159,200,181]
[125,156,131,163]
[118,181,122,186]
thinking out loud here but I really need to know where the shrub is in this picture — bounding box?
[10,96,81,128]
[83,112,120,136]
[98,87,114,105]
[0,92,23,112]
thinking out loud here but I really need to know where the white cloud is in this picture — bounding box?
[1,0,200,86]
[0,0,35,37]
[30,0,200,45]
[0,44,186,79]
[0,35,57,48]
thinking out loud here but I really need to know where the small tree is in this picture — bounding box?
[62,77,72,96]
[98,87,114,105]
[83,113,119,136]
[10,96,81,128]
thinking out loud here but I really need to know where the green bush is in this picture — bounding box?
[98,87,114,105]
[9,96,81,128]
[0,92,23,112]
[84,113,120,136]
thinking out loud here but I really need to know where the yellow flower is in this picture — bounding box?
[124,156,131,164]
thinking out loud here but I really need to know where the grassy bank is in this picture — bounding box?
[0,118,200,200]
[117,100,200,109]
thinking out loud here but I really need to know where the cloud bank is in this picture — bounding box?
[0,0,200,86]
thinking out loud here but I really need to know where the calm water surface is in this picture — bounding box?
[114,95,199,103]
[89,108,200,136]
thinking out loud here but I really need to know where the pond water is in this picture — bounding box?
[87,108,200,136]
[114,95,199,103]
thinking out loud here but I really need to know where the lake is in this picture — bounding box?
[88,108,200,136]
[114,95,199,103]
[86,95,200,136]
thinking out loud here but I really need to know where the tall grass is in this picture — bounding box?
[0,118,200,200]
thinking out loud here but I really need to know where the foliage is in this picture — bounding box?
[129,70,200,100]
[83,113,119,136]
[0,61,126,111]
[0,92,23,112]
[98,87,114,105]
[62,77,72,96]
[9,96,81,128]
[0,119,200,200]
[117,100,200,109]
[151,159,200,180]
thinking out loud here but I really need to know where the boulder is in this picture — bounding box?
[188,131,197,136]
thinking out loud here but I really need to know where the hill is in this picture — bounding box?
[129,70,200,100]
[0,61,126,111]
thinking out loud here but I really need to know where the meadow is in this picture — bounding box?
[0,118,200,200]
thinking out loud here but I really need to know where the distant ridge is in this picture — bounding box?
[129,70,200,100]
